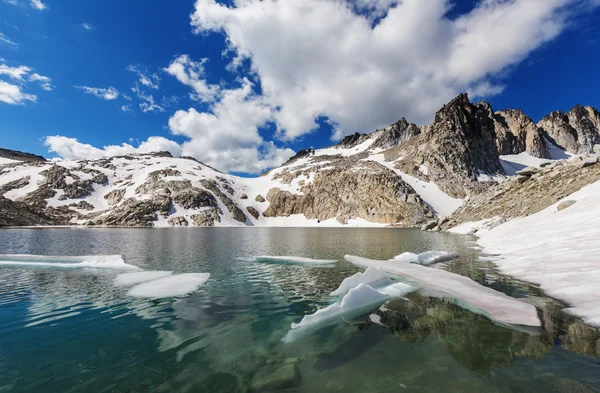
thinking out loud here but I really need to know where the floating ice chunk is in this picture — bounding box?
[345,255,540,327]
[114,271,173,286]
[254,256,337,265]
[392,251,457,265]
[378,282,417,298]
[0,254,141,271]
[127,273,210,298]
[330,267,393,297]
[282,284,390,343]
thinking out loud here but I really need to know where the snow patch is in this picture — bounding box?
[476,179,600,327]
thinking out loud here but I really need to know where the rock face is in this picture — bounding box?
[0,196,55,226]
[495,109,549,158]
[394,94,504,198]
[538,105,600,155]
[263,159,431,225]
[370,118,421,150]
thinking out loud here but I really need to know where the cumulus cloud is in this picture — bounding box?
[74,85,119,100]
[44,136,183,160]
[0,32,18,48]
[164,55,219,102]
[30,0,46,10]
[168,77,294,173]
[0,80,36,104]
[190,0,595,140]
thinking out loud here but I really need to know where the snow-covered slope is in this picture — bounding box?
[458,179,600,327]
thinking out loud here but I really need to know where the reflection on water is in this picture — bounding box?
[0,228,598,393]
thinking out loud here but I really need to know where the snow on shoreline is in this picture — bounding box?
[465,179,600,327]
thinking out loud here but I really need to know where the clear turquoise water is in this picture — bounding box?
[0,228,599,393]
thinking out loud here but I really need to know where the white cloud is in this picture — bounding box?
[0,32,18,47]
[127,65,160,89]
[0,61,52,103]
[30,0,47,10]
[121,104,131,112]
[190,0,595,140]
[28,73,53,91]
[74,85,119,100]
[0,64,30,80]
[81,23,95,31]
[133,87,164,113]
[164,55,219,102]
[168,78,294,174]
[0,80,36,104]
[44,136,183,160]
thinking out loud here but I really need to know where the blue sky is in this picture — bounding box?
[1,0,599,175]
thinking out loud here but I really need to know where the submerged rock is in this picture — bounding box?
[250,363,301,392]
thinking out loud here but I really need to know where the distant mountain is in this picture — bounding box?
[0,94,598,228]
[0,148,46,163]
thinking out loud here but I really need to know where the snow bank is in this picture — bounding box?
[282,283,390,343]
[344,255,541,327]
[127,273,210,298]
[0,157,18,165]
[253,256,337,265]
[476,179,600,327]
[114,271,173,286]
[392,251,457,265]
[330,267,393,296]
[0,255,141,271]
[368,154,464,217]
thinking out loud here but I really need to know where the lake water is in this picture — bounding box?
[0,228,599,393]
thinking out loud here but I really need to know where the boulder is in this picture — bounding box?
[191,208,222,226]
[168,216,189,226]
[255,194,266,203]
[557,200,576,211]
[240,193,248,200]
[516,167,540,176]
[421,220,438,231]
[246,206,260,219]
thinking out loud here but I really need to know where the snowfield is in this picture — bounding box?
[469,179,600,327]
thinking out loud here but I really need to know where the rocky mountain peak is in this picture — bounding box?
[538,104,600,155]
[0,148,46,162]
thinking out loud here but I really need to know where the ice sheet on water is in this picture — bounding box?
[378,282,417,298]
[127,273,210,298]
[392,251,457,265]
[331,267,394,296]
[282,283,390,343]
[345,255,541,327]
[0,254,141,271]
[253,256,337,265]
[114,271,173,286]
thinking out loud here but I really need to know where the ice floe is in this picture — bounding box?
[127,273,210,298]
[331,267,393,296]
[344,255,541,327]
[0,255,141,271]
[114,271,173,286]
[392,251,457,265]
[253,256,337,265]
[283,283,390,343]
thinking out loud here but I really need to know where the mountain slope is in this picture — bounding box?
[1,94,598,228]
